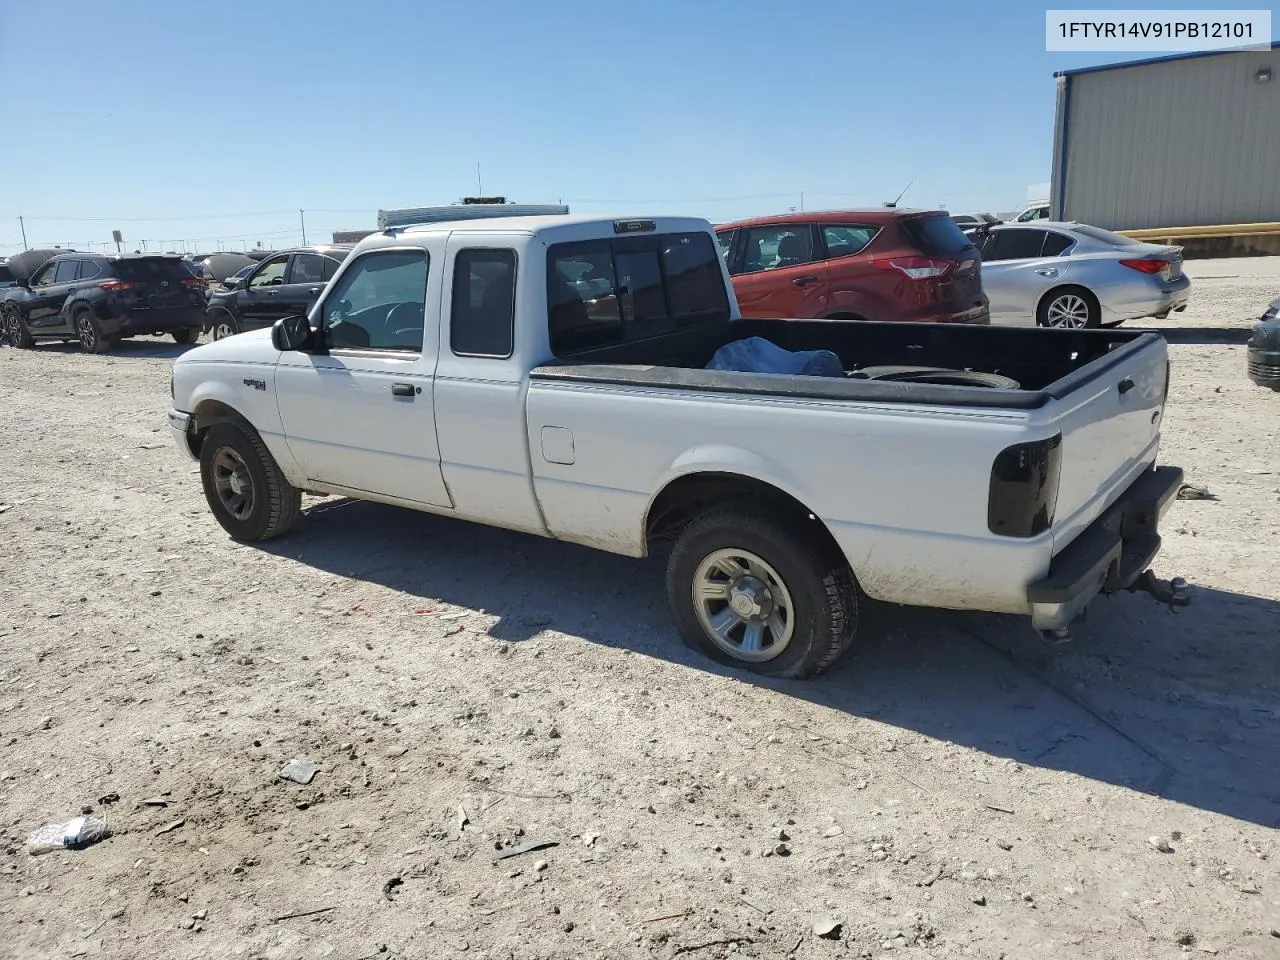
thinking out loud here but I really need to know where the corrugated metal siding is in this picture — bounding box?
[1061,51,1280,230]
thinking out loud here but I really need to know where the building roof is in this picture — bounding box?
[1055,41,1279,78]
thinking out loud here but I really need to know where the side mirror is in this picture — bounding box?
[272,314,314,352]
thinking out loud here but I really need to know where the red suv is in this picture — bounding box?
[715,210,989,323]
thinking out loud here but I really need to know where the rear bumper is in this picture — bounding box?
[99,307,203,336]
[1101,275,1191,322]
[1027,465,1182,630]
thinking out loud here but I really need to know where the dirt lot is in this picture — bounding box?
[2,258,1278,960]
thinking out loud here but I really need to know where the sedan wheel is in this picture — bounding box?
[1041,292,1094,328]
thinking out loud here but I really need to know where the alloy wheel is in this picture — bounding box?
[1044,294,1090,328]
[692,547,795,662]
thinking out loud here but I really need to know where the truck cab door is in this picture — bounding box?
[730,224,830,319]
[273,244,453,508]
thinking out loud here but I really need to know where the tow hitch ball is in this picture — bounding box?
[1129,570,1191,609]
[1040,572,1190,645]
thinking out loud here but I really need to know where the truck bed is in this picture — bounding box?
[532,318,1160,411]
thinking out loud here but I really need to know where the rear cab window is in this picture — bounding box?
[548,231,730,355]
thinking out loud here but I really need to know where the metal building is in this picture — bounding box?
[1050,44,1280,230]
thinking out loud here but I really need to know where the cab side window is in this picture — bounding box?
[450,249,516,358]
[320,249,429,351]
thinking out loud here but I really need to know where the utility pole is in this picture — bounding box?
[299,209,307,245]
[476,163,483,196]
[18,216,27,249]
[800,192,805,211]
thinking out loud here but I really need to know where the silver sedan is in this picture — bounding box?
[965,222,1191,327]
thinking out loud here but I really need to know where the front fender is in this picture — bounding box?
[179,368,304,484]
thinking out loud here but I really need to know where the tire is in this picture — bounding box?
[73,308,109,353]
[208,310,240,341]
[665,507,859,679]
[172,327,199,345]
[199,420,301,542]
[854,365,1021,389]
[5,306,35,349]
[1037,286,1099,329]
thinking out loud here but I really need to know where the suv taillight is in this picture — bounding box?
[872,256,953,280]
[181,277,206,288]
[100,280,143,292]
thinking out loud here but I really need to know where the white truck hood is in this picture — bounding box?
[176,327,278,365]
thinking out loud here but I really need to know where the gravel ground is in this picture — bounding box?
[1,258,1278,960]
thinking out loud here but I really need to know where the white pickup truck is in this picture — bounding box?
[168,214,1187,678]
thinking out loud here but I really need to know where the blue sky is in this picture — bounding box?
[0,1,1268,252]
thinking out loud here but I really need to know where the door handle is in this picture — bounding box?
[1035,268,1058,277]
[791,275,819,287]
[307,287,321,298]
[391,383,415,397]
[1118,377,1135,395]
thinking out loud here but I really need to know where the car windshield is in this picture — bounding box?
[1069,224,1143,247]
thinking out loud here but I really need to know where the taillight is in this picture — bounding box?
[988,435,1063,538]
[181,277,206,288]
[1119,259,1166,275]
[872,256,953,280]
[100,280,143,292]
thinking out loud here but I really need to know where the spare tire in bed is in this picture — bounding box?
[852,365,1021,390]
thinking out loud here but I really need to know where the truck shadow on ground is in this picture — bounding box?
[264,497,1280,830]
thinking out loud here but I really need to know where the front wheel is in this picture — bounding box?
[1037,287,1100,329]
[665,508,859,679]
[199,420,301,541]
[172,327,199,345]
[5,306,35,348]
[208,311,240,341]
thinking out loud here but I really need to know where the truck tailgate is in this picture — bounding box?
[1049,339,1169,554]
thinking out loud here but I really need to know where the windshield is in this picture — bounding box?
[1070,224,1142,247]
[900,214,975,256]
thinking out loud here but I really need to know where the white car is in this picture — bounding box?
[968,222,1191,327]
[167,214,1186,677]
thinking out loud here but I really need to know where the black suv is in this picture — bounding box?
[204,245,351,340]
[3,253,205,352]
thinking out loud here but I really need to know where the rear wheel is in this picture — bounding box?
[5,306,35,348]
[172,327,199,345]
[666,508,859,679]
[1037,286,1099,329]
[74,308,109,353]
[199,420,301,541]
